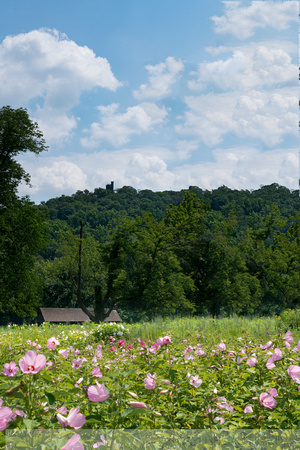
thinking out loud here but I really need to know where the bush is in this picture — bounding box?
[278,308,300,332]
[90,322,130,343]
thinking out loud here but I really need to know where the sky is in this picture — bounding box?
[0,0,298,204]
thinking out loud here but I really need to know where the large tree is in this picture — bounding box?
[0,105,47,206]
[0,106,48,322]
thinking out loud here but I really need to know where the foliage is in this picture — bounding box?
[278,309,300,332]
[90,322,130,343]
[38,230,102,309]
[0,198,48,321]
[0,105,47,206]
[0,318,299,447]
[0,106,48,321]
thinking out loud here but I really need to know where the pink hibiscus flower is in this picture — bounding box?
[19,351,46,374]
[3,362,19,377]
[47,336,59,350]
[260,392,277,409]
[144,373,156,390]
[87,381,110,402]
[57,407,85,430]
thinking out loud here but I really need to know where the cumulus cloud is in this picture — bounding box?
[0,29,121,144]
[81,102,168,147]
[212,1,298,40]
[18,157,88,199]
[176,89,298,147]
[18,145,298,203]
[133,56,184,100]
[189,45,297,91]
[173,147,299,192]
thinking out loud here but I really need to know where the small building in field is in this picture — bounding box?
[36,308,122,324]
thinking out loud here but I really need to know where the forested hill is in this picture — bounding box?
[28,182,299,322]
[40,183,300,244]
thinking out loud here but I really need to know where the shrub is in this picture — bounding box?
[90,322,130,343]
[278,308,300,332]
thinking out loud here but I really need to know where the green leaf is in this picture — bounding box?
[44,392,56,406]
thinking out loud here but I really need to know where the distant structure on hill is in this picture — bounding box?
[106,181,114,191]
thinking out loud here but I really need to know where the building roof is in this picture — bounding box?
[37,308,122,323]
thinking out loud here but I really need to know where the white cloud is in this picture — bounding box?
[18,145,298,204]
[20,159,88,198]
[212,1,298,40]
[173,147,299,192]
[133,56,184,100]
[189,45,297,91]
[176,89,298,147]
[81,102,168,147]
[0,29,121,144]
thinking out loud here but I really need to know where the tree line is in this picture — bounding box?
[1,106,299,323]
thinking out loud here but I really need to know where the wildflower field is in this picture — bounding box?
[0,317,299,449]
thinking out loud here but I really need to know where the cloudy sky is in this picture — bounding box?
[1,0,298,204]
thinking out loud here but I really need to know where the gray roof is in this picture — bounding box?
[38,308,122,323]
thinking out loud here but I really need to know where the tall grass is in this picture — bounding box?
[128,315,298,345]
[0,315,298,351]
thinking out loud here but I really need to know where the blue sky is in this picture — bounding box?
[0,1,298,203]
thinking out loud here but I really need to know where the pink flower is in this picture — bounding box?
[195,349,206,356]
[75,377,83,388]
[57,407,85,430]
[244,406,253,413]
[272,348,283,361]
[128,391,138,398]
[260,392,277,409]
[11,410,26,420]
[95,349,102,358]
[156,337,164,345]
[93,435,107,448]
[128,401,147,409]
[163,335,171,344]
[247,357,257,367]
[0,406,13,432]
[283,332,294,343]
[57,406,67,415]
[217,343,226,351]
[72,358,84,369]
[144,373,156,390]
[288,365,300,383]
[3,362,19,377]
[266,358,276,370]
[263,341,273,350]
[61,433,84,450]
[215,416,225,424]
[88,381,110,402]
[266,348,283,369]
[189,375,203,388]
[47,337,59,350]
[58,349,69,359]
[19,351,46,374]
[216,397,233,412]
[91,366,103,378]
[269,388,278,397]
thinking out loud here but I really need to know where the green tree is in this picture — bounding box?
[38,227,102,310]
[0,199,48,321]
[101,211,196,319]
[0,106,47,206]
[0,106,48,322]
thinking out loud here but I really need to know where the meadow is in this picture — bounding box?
[0,316,299,449]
